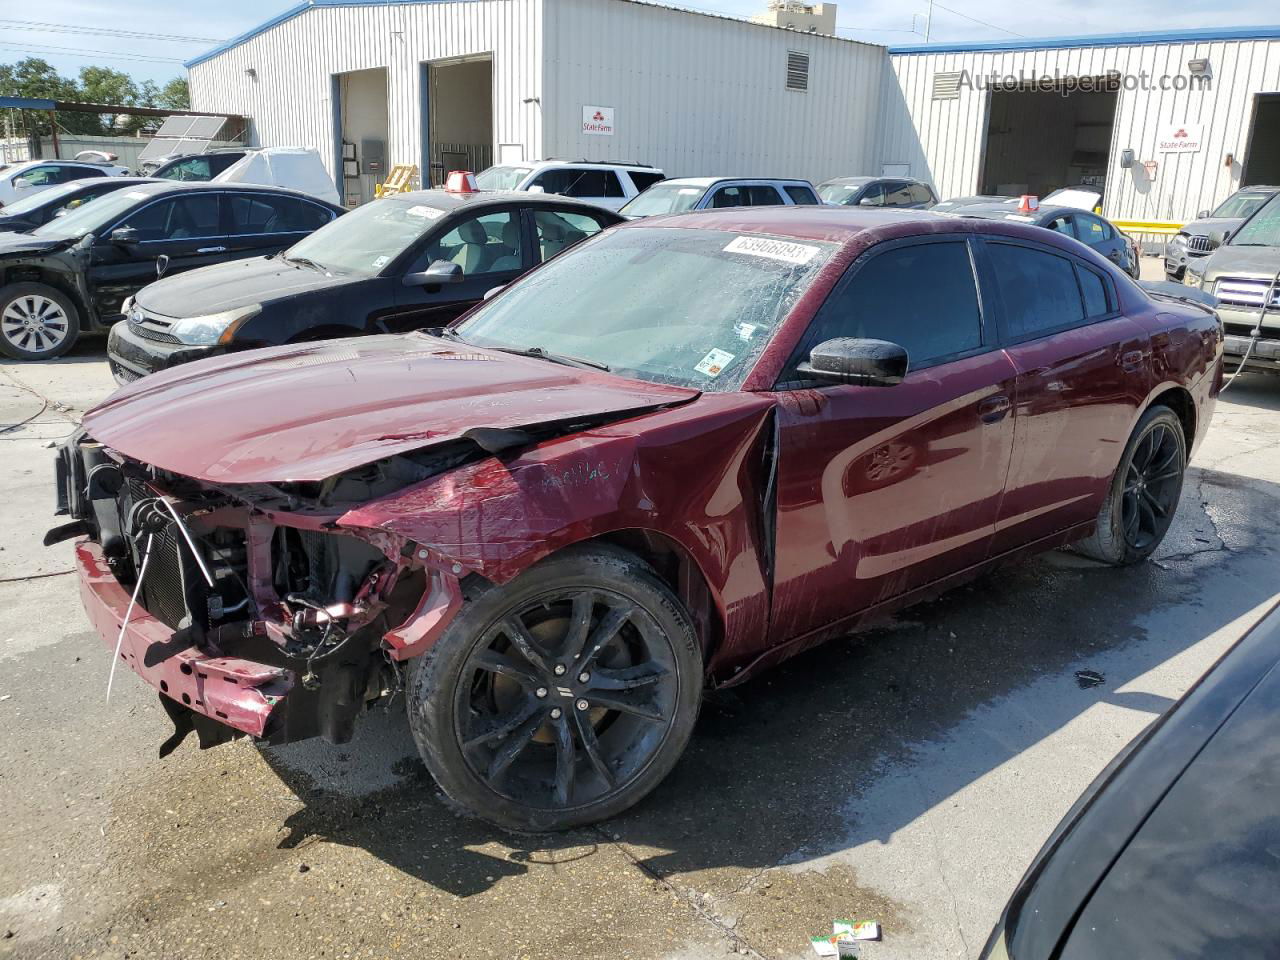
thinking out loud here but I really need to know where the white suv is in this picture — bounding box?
[473,160,665,212]
[0,159,130,208]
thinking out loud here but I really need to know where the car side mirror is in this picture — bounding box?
[1207,229,1227,250]
[403,259,463,286]
[110,226,139,247]
[13,179,32,191]
[798,338,908,387]
[1197,209,1210,219]
[858,196,878,206]
[482,285,505,301]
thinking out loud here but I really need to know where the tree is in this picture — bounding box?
[156,77,190,110]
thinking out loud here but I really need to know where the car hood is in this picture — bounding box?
[135,255,366,317]
[1180,216,1245,238]
[0,233,71,258]
[82,333,699,484]
[1201,244,1280,280]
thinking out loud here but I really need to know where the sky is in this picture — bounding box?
[2,0,1277,87]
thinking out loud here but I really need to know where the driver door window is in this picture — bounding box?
[1047,214,1076,238]
[15,166,59,188]
[422,211,523,276]
[120,195,221,242]
[857,183,888,207]
[163,157,214,181]
[532,209,608,263]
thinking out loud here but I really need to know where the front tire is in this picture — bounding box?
[0,282,81,360]
[1074,406,1186,565]
[406,545,703,831]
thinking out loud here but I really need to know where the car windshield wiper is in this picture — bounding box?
[491,345,611,372]
[284,254,327,272]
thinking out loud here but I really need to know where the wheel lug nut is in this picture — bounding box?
[535,687,548,699]
[553,664,567,676]
[578,672,590,683]
[550,707,562,719]
[576,698,589,711]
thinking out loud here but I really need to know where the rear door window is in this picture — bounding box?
[627,171,665,192]
[784,185,821,205]
[533,169,624,199]
[987,242,1085,341]
[63,166,107,181]
[883,181,916,206]
[796,239,984,374]
[745,185,785,206]
[908,183,935,205]
[228,194,333,234]
[532,209,610,262]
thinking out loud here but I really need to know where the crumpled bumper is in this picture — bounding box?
[76,538,290,739]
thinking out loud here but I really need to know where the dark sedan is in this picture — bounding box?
[0,177,156,234]
[108,190,622,383]
[0,181,344,360]
[983,599,1280,960]
[944,202,1141,279]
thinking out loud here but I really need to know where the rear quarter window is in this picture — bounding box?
[627,171,665,192]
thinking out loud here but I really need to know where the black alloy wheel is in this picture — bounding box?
[407,546,702,831]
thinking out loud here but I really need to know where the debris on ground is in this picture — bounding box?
[1074,669,1105,689]
[811,920,883,956]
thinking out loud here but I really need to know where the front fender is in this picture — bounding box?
[338,393,779,672]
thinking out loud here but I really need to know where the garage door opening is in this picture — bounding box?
[980,84,1118,199]
[423,56,493,187]
[1243,94,1280,186]
[335,67,389,205]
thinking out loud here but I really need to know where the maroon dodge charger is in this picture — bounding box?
[50,207,1222,829]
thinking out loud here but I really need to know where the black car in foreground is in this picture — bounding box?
[108,189,622,382]
[943,202,1141,279]
[983,599,1280,960]
[0,181,344,360]
[0,177,156,234]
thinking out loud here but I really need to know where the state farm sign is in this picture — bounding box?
[1158,123,1203,153]
[582,105,615,136]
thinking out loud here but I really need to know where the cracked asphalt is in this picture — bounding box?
[3,280,1279,960]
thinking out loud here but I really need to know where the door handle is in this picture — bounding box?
[196,245,227,254]
[978,395,1011,423]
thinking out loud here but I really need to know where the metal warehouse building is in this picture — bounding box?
[186,0,888,205]
[187,2,1280,228]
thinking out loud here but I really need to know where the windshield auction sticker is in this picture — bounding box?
[405,205,445,220]
[724,235,820,265]
[695,348,735,377]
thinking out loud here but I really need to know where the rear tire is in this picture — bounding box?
[406,545,703,831]
[0,282,81,360]
[1074,406,1186,565]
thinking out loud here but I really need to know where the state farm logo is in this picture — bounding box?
[1158,123,1202,153]
[1173,128,1188,138]
[593,111,605,122]
[582,105,615,136]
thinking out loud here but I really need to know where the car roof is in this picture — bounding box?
[659,177,812,188]
[525,159,660,172]
[107,180,345,207]
[628,205,1068,248]
[382,188,621,215]
[948,202,1094,223]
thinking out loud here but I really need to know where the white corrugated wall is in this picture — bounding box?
[884,39,1280,224]
[188,0,544,189]
[541,0,887,182]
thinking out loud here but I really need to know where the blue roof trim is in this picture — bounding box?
[185,0,465,68]
[0,95,58,110]
[890,25,1280,54]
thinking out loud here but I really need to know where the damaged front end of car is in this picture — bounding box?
[47,432,468,757]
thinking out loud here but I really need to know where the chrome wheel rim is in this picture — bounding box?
[1121,422,1182,551]
[1,294,69,355]
[454,587,679,812]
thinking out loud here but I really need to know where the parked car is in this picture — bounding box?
[0,159,129,207]
[932,194,1016,214]
[619,177,819,218]
[1164,184,1280,279]
[945,202,1141,279]
[980,598,1280,960]
[0,177,155,234]
[0,181,344,360]
[108,190,622,382]
[473,160,665,211]
[1185,191,1280,374]
[51,207,1219,831]
[148,150,248,181]
[817,176,937,208]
